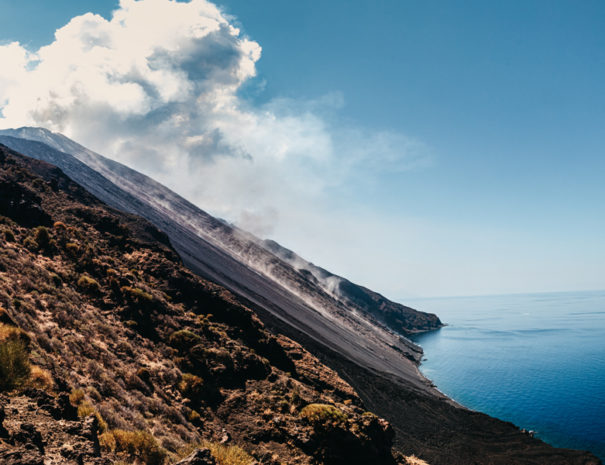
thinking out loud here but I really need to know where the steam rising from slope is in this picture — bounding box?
[0,0,427,237]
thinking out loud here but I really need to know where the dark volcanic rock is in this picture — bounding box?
[0,392,106,465]
[12,423,44,453]
[0,449,45,465]
[0,180,52,228]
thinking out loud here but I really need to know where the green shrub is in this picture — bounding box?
[0,338,31,391]
[299,403,347,426]
[169,329,202,351]
[65,242,79,257]
[121,286,153,304]
[77,275,101,294]
[34,226,51,248]
[178,373,204,398]
[23,236,38,251]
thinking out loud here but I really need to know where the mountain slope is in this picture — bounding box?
[0,144,403,465]
[0,129,440,389]
[0,131,601,464]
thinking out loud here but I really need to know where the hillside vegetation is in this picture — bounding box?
[0,145,411,464]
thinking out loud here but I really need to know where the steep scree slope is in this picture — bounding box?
[0,145,406,465]
[0,129,440,390]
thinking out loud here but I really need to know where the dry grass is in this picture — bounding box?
[72,391,109,432]
[0,322,23,342]
[202,441,255,465]
[404,455,431,465]
[176,441,255,465]
[69,388,86,406]
[29,365,54,390]
[100,429,167,465]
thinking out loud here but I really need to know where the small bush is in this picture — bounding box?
[29,366,54,390]
[77,401,108,432]
[101,429,167,465]
[188,410,201,422]
[71,389,107,432]
[0,338,31,391]
[77,400,96,417]
[203,441,254,465]
[299,403,347,426]
[178,373,204,398]
[77,275,101,294]
[0,323,24,342]
[121,286,153,304]
[69,388,86,406]
[65,242,79,257]
[34,226,51,249]
[23,236,38,251]
[53,221,67,231]
[169,330,202,351]
[99,431,117,451]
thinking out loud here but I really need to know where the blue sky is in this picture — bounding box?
[0,0,604,297]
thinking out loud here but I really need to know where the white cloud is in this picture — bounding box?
[0,0,427,234]
[0,0,436,298]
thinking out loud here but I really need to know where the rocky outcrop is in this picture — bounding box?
[0,391,108,465]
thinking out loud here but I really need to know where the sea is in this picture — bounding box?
[407,290,605,460]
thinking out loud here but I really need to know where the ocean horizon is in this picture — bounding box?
[408,290,605,460]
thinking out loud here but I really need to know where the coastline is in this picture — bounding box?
[256,300,602,464]
[407,293,605,463]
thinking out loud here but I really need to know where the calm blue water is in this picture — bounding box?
[407,290,605,460]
